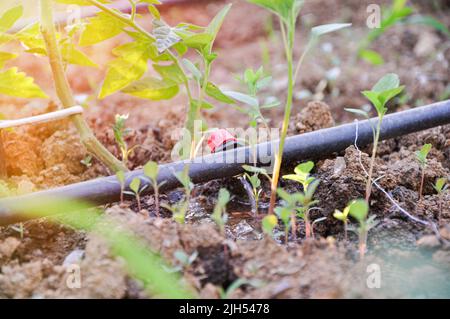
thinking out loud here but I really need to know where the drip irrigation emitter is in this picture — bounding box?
[0,100,449,225]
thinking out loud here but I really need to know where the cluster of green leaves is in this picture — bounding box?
[433,177,448,195]
[346,199,378,259]
[113,114,134,166]
[230,67,279,129]
[242,165,272,214]
[273,161,320,241]
[211,188,230,234]
[359,0,450,65]
[415,143,432,168]
[346,73,404,201]
[0,5,47,98]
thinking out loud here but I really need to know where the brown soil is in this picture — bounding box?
[0,0,449,299]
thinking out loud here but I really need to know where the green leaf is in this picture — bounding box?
[0,51,16,68]
[153,63,185,84]
[224,90,259,107]
[100,40,155,99]
[434,177,447,193]
[333,210,345,221]
[349,199,369,222]
[217,188,230,206]
[243,165,268,175]
[205,4,232,50]
[192,99,214,110]
[55,0,110,5]
[0,5,23,33]
[206,82,235,104]
[130,177,141,194]
[378,86,404,106]
[372,73,400,92]
[407,15,450,38]
[0,67,47,98]
[182,33,213,50]
[415,143,432,164]
[79,12,127,46]
[344,108,370,118]
[246,0,304,24]
[362,90,384,115]
[60,41,98,67]
[143,161,159,181]
[182,58,202,81]
[122,77,179,100]
[311,23,352,37]
[295,161,314,175]
[152,19,181,53]
[262,214,278,235]
[359,49,384,65]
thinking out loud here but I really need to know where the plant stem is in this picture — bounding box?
[365,118,381,202]
[344,220,348,241]
[154,182,160,218]
[419,167,425,201]
[136,194,141,211]
[40,0,126,173]
[268,19,295,215]
[291,213,297,241]
[0,130,7,179]
[359,229,367,259]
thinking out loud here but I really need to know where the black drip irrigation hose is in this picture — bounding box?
[0,100,449,225]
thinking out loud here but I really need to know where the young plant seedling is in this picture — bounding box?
[311,216,327,239]
[274,201,292,244]
[346,73,404,202]
[348,199,378,259]
[143,161,165,217]
[173,249,198,272]
[125,177,147,212]
[415,143,432,201]
[113,114,135,167]
[242,165,272,215]
[211,188,230,235]
[163,169,194,224]
[228,66,279,131]
[333,204,351,241]
[116,170,126,204]
[433,177,448,213]
[246,0,351,215]
[261,214,278,239]
[282,161,320,239]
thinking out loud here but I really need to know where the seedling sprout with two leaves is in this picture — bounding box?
[242,165,272,215]
[281,161,320,239]
[415,143,432,201]
[126,177,148,212]
[346,73,405,202]
[143,160,165,218]
[348,199,378,259]
[246,0,351,215]
[113,114,137,167]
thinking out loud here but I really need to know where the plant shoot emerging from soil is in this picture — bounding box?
[211,188,230,235]
[348,199,378,259]
[243,165,272,215]
[347,73,404,202]
[143,161,164,217]
[415,143,432,201]
[113,114,135,167]
[126,177,147,212]
[282,161,320,239]
[333,203,351,241]
[246,0,350,215]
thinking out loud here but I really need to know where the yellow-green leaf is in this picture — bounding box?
[0,67,47,98]
[61,41,98,67]
[99,40,154,99]
[122,77,179,100]
[55,0,110,6]
[0,51,16,68]
[0,5,23,33]
[79,12,127,46]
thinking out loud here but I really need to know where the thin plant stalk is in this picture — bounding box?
[40,0,126,173]
[419,168,425,201]
[268,17,295,215]
[0,130,7,179]
[365,118,382,202]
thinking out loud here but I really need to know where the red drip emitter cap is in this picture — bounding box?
[207,129,238,153]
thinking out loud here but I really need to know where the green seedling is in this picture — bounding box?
[311,216,327,239]
[415,143,432,201]
[246,0,350,215]
[143,160,165,217]
[261,214,278,238]
[348,199,378,259]
[211,188,230,235]
[433,177,448,195]
[333,204,351,241]
[172,249,198,272]
[10,223,25,239]
[80,155,93,168]
[163,168,194,224]
[282,161,320,239]
[434,177,448,213]
[243,165,272,214]
[125,177,148,212]
[116,170,126,204]
[230,67,279,130]
[346,73,404,202]
[113,114,135,167]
